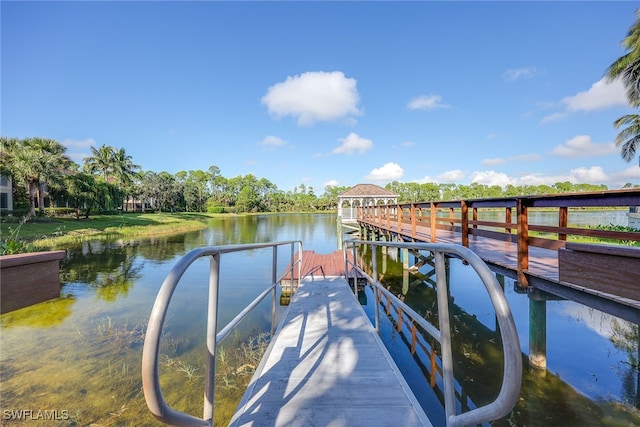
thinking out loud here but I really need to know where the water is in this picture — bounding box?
[0,213,638,426]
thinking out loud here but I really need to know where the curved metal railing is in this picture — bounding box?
[141,241,302,426]
[343,239,522,427]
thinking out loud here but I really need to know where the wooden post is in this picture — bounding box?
[449,207,455,228]
[472,206,478,230]
[529,298,547,369]
[517,198,529,288]
[430,202,437,242]
[410,323,417,355]
[411,203,416,238]
[461,201,469,247]
[505,207,512,234]
[559,206,568,242]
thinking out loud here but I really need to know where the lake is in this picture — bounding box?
[0,213,638,426]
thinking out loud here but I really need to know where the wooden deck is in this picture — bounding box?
[359,219,640,323]
[282,250,354,279]
[230,276,431,427]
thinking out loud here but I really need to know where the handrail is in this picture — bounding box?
[304,264,326,280]
[141,240,303,426]
[343,239,522,427]
[357,189,640,286]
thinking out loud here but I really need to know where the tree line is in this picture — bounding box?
[2,136,636,219]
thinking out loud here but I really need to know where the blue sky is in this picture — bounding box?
[3,1,640,193]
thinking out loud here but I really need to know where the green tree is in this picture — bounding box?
[607,9,640,165]
[3,137,71,216]
[83,145,116,180]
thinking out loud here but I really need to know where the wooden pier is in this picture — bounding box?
[230,275,431,426]
[355,190,640,324]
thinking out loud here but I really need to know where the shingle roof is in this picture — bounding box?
[338,184,398,197]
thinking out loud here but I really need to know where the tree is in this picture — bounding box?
[3,137,71,216]
[612,114,640,165]
[607,9,640,165]
[83,145,116,180]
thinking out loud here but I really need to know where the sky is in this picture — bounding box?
[3,1,640,193]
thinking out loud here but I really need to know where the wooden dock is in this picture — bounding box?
[282,250,353,279]
[230,276,431,426]
[358,217,640,324]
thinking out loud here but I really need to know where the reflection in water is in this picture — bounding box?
[1,296,75,329]
[0,213,638,426]
[357,244,640,426]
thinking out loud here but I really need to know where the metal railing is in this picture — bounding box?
[344,239,522,427]
[141,241,302,426]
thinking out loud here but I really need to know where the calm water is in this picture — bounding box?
[1,213,638,426]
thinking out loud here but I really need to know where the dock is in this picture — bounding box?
[230,275,431,426]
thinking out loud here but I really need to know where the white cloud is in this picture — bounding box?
[561,78,627,112]
[324,179,339,188]
[61,138,96,163]
[261,71,361,126]
[550,135,617,158]
[482,158,506,166]
[482,154,540,166]
[611,166,640,184]
[569,166,609,183]
[332,132,373,155]
[469,166,611,187]
[62,138,96,149]
[513,154,543,162]
[260,135,287,148]
[365,162,404,181]
[407,94,450,111]
[502,67,538,82]
[438,169,465,182]
[540,112,568,124]
[401,141,415,148]
[539,78,628,125]
[469,171,513,187]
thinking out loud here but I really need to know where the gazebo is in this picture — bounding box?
[337,183,399,222]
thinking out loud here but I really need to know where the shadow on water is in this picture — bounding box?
[356,246,640,426]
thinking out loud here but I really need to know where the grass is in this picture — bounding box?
[1,212,232,251]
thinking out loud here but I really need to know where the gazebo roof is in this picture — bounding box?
[338,184,398,198]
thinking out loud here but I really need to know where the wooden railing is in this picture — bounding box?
[357,189,640,286]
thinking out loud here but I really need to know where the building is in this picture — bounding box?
[0,174,13,212]
[337,183,398,223]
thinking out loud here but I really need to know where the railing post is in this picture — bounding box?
[472,206,478,230]
[461,201,469,247]
[559,206,568,242]
[435,251,456,423]
[505,207,512,235]
[430,202,437,243]
[271,246,277,336]
[517,198,529,288]
[397,204,402,233]
[449,207,455,228]
[204,253,221,421]
[372,242,380,333]
[411,203,416,237]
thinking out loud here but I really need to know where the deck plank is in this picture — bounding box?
[230,277,432,427]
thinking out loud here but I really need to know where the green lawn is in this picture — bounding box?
[2,212,226,251]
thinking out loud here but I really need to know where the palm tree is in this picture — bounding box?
[4,138,71,216]
[112,148,141,211]
[607,9,640,165]
[613,114,640,163]
[26,138,72,213]
[83,145,116,180]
